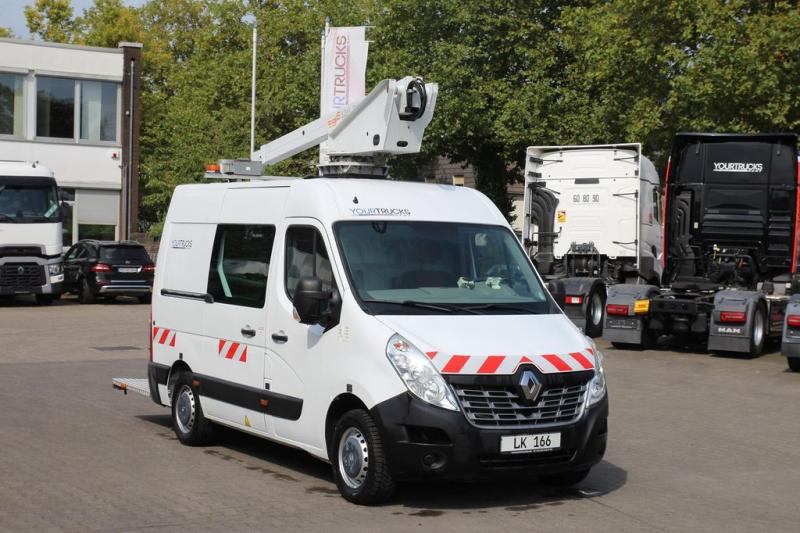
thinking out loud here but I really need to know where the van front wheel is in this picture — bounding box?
[331,409,395,504]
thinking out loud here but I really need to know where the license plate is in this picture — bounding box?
[500,432,561,454]
[118,267,140,273]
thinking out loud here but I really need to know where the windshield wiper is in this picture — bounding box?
[461,303,537,314]
[362,299,481,314]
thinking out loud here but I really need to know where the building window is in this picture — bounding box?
[0,72,24,136]
[78,224,115,241]
[37,76,75,139]
[80,81,117,142]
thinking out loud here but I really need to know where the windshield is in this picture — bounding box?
[335,221,555,315]
[0,183,60,223]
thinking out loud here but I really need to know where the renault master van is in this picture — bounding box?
[148,177,608,504]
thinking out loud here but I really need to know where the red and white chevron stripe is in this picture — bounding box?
[152,327,176,347]
[218,339,248,363]
[425,348,595,375]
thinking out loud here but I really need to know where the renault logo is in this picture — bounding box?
[519,370,542,402]
[17,266,25,275]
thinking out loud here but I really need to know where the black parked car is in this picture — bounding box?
[63,240,154,304]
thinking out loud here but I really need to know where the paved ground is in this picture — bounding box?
[1,296,799,532]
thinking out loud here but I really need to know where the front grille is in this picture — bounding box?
[479,449,576,470]
[453,383,587,428]
[0,263,45,287]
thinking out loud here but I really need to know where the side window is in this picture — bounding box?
[207,224,275,308]
[65,244,82,260]
[653,188,662,224]
[285,226,335,300]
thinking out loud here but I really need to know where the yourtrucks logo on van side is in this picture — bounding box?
[712,162,764,173]
[348,207,411,216]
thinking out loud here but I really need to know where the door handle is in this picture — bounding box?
[241,326,256,338]
[271,333,288,343]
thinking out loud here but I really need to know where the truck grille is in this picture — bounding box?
[0,263,45,287]
[453,383,587,428]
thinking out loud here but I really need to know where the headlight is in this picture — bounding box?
[48,262,63,275]
[386,334,459,411]
[586,341,606,407]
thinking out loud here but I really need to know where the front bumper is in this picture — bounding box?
[0,256,63,296]
[370,391,608,481]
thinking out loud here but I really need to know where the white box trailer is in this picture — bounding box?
[522,144,662,336]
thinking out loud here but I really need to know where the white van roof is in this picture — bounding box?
[0,160,55,178]
[167,178,508,227]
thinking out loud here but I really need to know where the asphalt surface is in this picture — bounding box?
[1,295,799,532]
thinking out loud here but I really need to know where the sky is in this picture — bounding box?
[3,0,148,39]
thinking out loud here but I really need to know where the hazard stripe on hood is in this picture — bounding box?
[425,349,595,375]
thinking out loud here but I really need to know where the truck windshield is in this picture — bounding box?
[335,221,555,315]
[0,183,60,223]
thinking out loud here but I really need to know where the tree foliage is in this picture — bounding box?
[23,0,800,234]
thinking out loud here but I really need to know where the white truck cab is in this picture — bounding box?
[148,177,608,503]
[0,161,64,303]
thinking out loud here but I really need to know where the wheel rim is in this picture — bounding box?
[338,427,368,489]
[175,384,196,434]
[590,292,603,326]
[753,310,764,347]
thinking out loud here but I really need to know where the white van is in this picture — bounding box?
[149,176,608,504]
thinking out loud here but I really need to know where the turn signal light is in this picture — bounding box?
[634,299,650,314]
[143,264,156,273]
[565,295,583,305]
[719,311,746,324]
[90,262,112,273]
[787,315,800,327]
[206,163,221,172]
[606,304,629,316]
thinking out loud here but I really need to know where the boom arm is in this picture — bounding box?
[251,77,437,176]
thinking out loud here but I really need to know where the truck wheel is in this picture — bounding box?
[78,278,95,304]
[749,305,766,357]
[331,409,395,504]
[171,373,214,446]
[788,358,800,372]
[585,288,605,338]
[35,294,54,306]
[539,468,591,486]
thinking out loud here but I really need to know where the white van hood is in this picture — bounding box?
[0,222,62,256]
[376,314,597,376]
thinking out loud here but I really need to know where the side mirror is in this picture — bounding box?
[293,277,332,325]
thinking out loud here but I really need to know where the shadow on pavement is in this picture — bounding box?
[137,413,626,510]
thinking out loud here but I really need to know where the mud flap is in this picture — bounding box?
[603,284,659,345]
[781,294,800,358]
[707,291,761,354]
[548,277,605,333]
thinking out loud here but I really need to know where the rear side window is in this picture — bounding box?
[207,224,276,308]
[285,226,335,300]
[101,246,150,263]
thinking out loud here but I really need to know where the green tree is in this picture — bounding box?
[0,27,14,38]
[25,0,79,43]
[78,0,146,48]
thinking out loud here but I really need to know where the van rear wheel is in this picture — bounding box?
[331,409,395,504]
[171,373,214,446]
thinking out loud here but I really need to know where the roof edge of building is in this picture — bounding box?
[0,37,139,54]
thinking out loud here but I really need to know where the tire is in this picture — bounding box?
[78,278,95,304]
[539,468,591,487]
[138,294,152,304]
[171,373,214,446]
[749,305,766,357]
[584,287,605,338]
[35,294,54,306]
[331,409,395,504]
[787,357,800,372]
